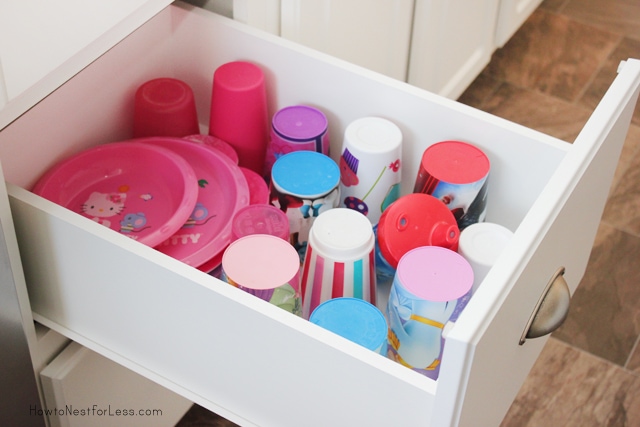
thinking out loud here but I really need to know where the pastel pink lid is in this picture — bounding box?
[222,234,300,290]
[397,246,473,302]
[421,140,490,184]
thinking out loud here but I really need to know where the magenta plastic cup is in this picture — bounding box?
[209,61,269,174]
[133,78,200,138]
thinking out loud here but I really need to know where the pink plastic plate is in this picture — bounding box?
[139,137,250,267]
[32,141,199,247]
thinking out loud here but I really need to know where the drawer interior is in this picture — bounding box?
[0,3,574,426]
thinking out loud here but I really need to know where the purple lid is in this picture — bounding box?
[272,105,328,141]
[231,204,290,241]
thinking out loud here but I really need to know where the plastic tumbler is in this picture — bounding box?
[264,105,330,176]
[413,140,490,230]
[133,78,200,138]
[300,208,376,319]
[458,222,513,294]
[310,297,387,355]
[387,246,473,380]
[222,234,301,315]
[375,193,460,281]
[339,117,402,225]
[209,61,269,174]
[270,151,341,254]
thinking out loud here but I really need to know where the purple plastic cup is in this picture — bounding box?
[264,105,330,176]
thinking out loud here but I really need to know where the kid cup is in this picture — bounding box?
[413,140,490,230]
[209,61,269,174]
[301,208,376,319]
[222,234,301,316]
[134,78,200,138]
[339,117,402,226]
[310,298,387,354]
[264,105,330,176]
[270,151,340,256]
[458,222,513,294]
[387,246,473,380]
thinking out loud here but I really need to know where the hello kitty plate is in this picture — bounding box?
[32,141,199,247]
[138,137,250,268]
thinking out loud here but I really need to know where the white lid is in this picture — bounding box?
[309,208,374,261]
[344,117,402,154]
[458,222,513,267]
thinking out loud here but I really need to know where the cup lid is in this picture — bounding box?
[272,105,328,141]
[271,151,340,198]
[231,204,290,241]
[222,234,299,290]
[377,193,459,268]
[344,116,402,154]
[397,246,473,301]
[420,140,490,184]
[310,297,387,351]
[458,222,513,267]
[309,208,374,261]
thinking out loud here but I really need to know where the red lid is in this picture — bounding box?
[420,140,489,184]
[377,193,459,269]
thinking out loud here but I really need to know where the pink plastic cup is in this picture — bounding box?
[133,78,200,138]
[209,61,269,174]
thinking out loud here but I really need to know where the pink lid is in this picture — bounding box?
[231,204,289,241]
[397,246,473,302]
[377,193,459,268]
[222,234,300,290]
[421,141,490,184]
[183,134,239,164]
[240,167,270,205]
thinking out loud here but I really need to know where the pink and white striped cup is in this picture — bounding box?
[300,208,376,319]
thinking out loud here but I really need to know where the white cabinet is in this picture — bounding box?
[407,0,501,99]
[279,0,415,82]
[495,0,545,47]
[0,2,639,426]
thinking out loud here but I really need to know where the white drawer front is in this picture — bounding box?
[1,3,639,426]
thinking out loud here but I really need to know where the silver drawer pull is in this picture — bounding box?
[519,267,570,345]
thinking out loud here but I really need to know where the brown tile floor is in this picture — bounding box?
[176,1,640,425]
[458,0,640,425]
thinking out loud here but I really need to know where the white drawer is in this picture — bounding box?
[1,3,639,426]
[40,341,191,427]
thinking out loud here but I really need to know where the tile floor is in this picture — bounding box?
[176,0,640,425]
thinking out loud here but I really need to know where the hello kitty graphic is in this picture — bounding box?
[82,191,126,228]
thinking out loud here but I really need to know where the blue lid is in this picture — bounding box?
[310,298,387,352]
[271,151,340,198]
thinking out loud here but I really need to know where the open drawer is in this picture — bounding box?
[1,3,639,426]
